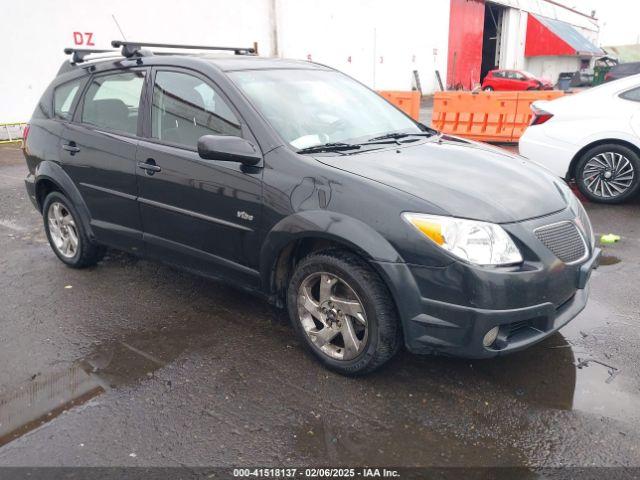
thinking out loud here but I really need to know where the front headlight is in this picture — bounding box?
[402,213,523,266]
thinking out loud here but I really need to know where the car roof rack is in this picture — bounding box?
[63,47,120,64]
[111,40,256,58]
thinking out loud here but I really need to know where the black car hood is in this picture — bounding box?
[316,137,567,223]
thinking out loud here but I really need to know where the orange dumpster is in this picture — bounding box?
[431,90,564,142]
[378,91,421,120]
[511,90,564,140]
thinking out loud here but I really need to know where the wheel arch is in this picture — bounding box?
[35,177,60,212]
[567,138,640,180]
[260,211,404,308]
[34,161,95,239]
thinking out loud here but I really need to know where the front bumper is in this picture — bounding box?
[374,206,601,358]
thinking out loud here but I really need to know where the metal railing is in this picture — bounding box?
[0,122,26,146]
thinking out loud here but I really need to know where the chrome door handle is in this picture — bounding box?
[137,160,162,175]
[62,143,80,154]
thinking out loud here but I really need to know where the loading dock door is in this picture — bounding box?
[481,2,505,81]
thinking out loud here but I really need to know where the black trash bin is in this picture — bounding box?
[557,72,574,91]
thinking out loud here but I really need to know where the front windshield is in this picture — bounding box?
[229,69,422,150]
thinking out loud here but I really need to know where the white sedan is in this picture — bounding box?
[519,74,640,203]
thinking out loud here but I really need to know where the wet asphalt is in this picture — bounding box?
[0,144,639,469]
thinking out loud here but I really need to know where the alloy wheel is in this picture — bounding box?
[297,272,368,361]
[47,202,79,258]
[582,151,635,199]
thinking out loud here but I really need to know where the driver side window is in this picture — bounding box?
[151,70,241,149]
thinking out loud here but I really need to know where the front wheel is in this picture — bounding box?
[287,250,401,375]
[43,191,105,267]
[575,144,639,204]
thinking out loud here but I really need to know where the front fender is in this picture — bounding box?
[259,210,404,291]
[34,160,95,239]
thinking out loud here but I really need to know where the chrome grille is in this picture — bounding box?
[575,202,594,248]
[534,221,587,263]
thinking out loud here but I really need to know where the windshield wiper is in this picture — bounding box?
[297,142,361,154]
[367,132,435,142]
[296,133,435,155]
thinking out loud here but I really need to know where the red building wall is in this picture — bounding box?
[524,14,575,56]
[447,0,485,90]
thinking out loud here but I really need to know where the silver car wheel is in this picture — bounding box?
[582,152,635,198]
[47,202,79,258]
[297,272,368,361]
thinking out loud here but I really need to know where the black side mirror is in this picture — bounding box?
[197,135,261,166]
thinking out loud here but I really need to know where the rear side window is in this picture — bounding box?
[493,71,505,78]
[54,79,83,120]
[620,87,640,102]
[81,71,145,135]
[151,70,241,149]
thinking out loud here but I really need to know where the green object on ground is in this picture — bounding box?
[593,65,612,86]
[600,234,621,244]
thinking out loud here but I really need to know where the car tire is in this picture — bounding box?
[42,191,105,268]
[483,86,494,91]
[287,249,401,376]
[575,143,640,204]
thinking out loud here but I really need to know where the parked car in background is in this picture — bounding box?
[482,70,553,91]
[520,74,640,203]
[605,62,640,82]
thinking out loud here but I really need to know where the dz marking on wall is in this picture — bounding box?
[73,32,95,46]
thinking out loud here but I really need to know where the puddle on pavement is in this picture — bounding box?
[559,298,640,423]
[0,267,283,449]
[0,333,177,447]
[571,356,639,422]
[469,335,578,411]
[0,365,103,447]
[472,294,640,426]
[476,338,639,424]
[81,338,168,388]
[598,254,621,266]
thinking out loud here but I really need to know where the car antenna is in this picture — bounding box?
[111,14,127,41]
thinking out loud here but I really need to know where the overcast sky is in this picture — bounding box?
[570,0,640,46]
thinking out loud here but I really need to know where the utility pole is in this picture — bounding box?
[372,28,377,89]
[270,0,279,57]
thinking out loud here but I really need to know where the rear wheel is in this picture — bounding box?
[483,86,494,91]
[575,144,639,204]
[43,192,105,268]
[287,250,401,375]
